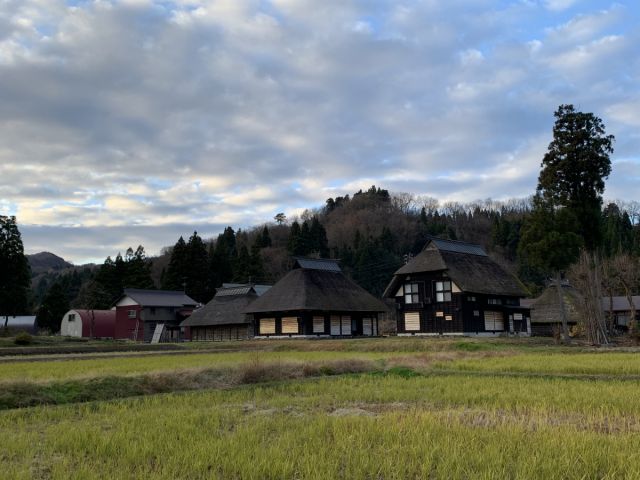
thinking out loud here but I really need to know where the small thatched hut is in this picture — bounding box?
[245,257,388,338]
[529,284,582,336]
[181,284,271,341]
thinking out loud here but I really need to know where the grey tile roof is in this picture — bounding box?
[121,289,197,307]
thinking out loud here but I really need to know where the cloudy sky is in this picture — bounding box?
[1,0,638,264]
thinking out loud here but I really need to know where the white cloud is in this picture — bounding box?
[0,0,638,263]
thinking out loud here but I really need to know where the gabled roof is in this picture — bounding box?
[383,238,527,298]
[181,286,264,327]
[245,258,387,314]
[117,289,197,307]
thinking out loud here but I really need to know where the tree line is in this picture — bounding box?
[2,104,639,335]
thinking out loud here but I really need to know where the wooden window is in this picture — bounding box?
[260,318,276,335]
[473,310,480,317]
[341,316,351,336]
[467,296,476,302]
[404,283,419,304]
[513,313,523,321]
[445,315,453,321]
[435,281,452,302]
[487,298,501,305]
[404,312,420,331]
[281,317,299,334]
[372,318,378,336]
[128,310,137,318]
[313,316,325,333]
[363,318,373,336]
[484,311,504,331]
[68,314,76,321]
[435,311,444,317]
[330,316,341,335]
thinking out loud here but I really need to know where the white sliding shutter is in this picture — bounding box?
[404,312,420,331]
[281,317,299,334]
[341,316,351,336]
[330,316,341,335]
[484,311,504,331]
[260,318,276,335]
[362,318,372,336]
[313,316,325,333]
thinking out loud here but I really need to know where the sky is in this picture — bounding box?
[1,0,639,264]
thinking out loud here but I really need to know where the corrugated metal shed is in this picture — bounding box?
[1,315,37,334]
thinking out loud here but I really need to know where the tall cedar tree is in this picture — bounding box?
[210,227,236,288]
[537,104,614,250]
[162,237,188,290]
[123,246,154,289]
[186,232,212,303]
[0,216,31,316]
[37,282,70,333]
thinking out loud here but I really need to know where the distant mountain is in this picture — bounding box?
[27,252,73,276]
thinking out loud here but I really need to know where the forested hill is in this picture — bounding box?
[46,185,638,314]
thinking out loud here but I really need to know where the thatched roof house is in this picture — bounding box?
[181,284,271,341]
[384,237,530,336]
[245,257,388,337]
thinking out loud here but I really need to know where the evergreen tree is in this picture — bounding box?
[537,104,614,250]
[163,237,188,290]
[123,245,154,289]
[233,245,252,283]
[186,232,211,303]
[37,282,70,333]
[256,226,272,248]
[210,227,236,288]
[287,221,302,255]
[309,217,329,257]
[0,216,31,315]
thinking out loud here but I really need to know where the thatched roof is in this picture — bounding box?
[181,285,270,327]
[530,284,582,324]
[383,238,527,297]
[245,258,388,314]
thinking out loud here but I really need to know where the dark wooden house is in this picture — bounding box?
[383,238,530,336]
[180,284,271,341]
[245,257,388,338]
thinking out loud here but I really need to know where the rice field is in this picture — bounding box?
[2,338,640,479]
[0,350,396,382]
[436,351,640,376]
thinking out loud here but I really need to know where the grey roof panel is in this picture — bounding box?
[430,238,487,256]
[122,289,197,307]
[294,257,342,272]
[216,286,254,297]
[221,283,272,296]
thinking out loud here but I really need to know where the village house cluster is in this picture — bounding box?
[11,237,632,342]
